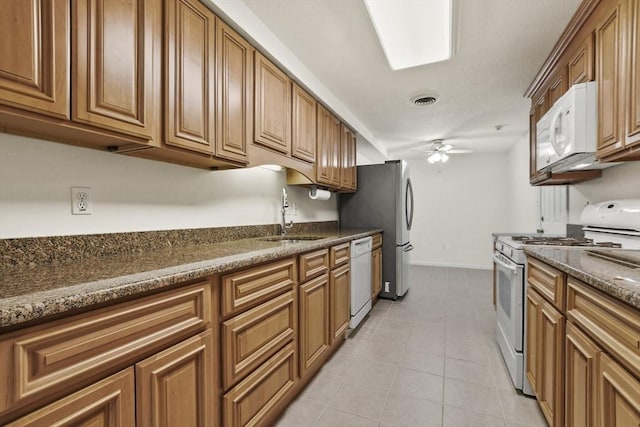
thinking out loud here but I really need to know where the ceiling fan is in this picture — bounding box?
[415,139,473,163]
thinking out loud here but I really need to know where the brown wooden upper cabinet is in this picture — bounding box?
[72,0,161,140]
[165,0,216,155]
[596,1,623,156]
[291,83,317,163]
[316,105,333,186]
[568,33,595,85]
[623,0,640,152]
[340,124,357,191]
[254,52,292,155]
[547,71,568,107]
[216,19,252,163]
[329,113,342,188]
[0,0,69,119]
[596,0,640,160]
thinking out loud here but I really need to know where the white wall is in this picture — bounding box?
[407,154,509,269]
[0,133,337,239]
[507,133,539,232]
[568,162,640,223]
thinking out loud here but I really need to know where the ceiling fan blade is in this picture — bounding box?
[448,149,473,154]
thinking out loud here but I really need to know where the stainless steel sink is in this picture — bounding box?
[259,235,325,243]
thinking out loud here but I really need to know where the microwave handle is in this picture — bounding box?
[548,108,564,156]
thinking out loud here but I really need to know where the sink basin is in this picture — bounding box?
[259,235,325,243]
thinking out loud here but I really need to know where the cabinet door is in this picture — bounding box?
[539,301,565,427]
[165,0,215,154]
[0,0,69,119]
[292,83,317,163]
[330,264,350,343]
[6,369,135,427]
[340,125,357,190]
[372,247,382,298]
[136,330,215,427]
[526,287,543,395]
[568,33,595,85]
[548,71,567,106]
[299,274,330,377]
[626,0,640,148]
[566,322,601,427]
[329,113,342,187]
[598,352,640,426]
[316,104,332,185]
[216,19,252,163]
[529,108,539,181]
[596,3,624,154]
[73,0,160,139]
[254,52,291,155]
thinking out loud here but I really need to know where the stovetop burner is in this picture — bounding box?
[511,236,622,248]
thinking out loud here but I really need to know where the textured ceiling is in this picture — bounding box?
[242,0,581,158]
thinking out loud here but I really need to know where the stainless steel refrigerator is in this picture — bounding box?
[339,160,414,299]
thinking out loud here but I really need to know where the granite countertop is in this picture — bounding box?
[524,247,640,309]
[0,229,381,331]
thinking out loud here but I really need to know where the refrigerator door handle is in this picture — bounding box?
[406,178,414,231]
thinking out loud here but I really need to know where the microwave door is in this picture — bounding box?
[550,107,571,157]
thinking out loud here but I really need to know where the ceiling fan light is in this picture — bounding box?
[427,154,437,164]
[441,153,449,162]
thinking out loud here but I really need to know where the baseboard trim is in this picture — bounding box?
[410,260,492,271]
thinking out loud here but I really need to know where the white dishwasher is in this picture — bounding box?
[350,236,372,329]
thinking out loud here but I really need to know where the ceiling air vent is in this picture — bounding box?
[411,95,438,106]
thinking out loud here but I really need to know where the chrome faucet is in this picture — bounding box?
[281,187,294,236]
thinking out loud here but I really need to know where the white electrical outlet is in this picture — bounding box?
[71,187,92,215]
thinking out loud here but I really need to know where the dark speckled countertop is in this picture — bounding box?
[0,229,381,331]
[524,247,640,309]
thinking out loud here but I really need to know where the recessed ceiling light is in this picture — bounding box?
[364,0,453,70]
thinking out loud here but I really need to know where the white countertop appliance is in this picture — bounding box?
[493,199,640,396]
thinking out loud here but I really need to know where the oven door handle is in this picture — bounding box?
[492,254,519,274]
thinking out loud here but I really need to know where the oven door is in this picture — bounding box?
[493,252,524,352]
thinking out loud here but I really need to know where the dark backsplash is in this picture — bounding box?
[0,221,338,268]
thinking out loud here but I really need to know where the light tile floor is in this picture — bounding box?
[275,265,548,427]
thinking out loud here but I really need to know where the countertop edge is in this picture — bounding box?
[524,247,640,310]
[1,230,382,330]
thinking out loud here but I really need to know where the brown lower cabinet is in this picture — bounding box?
[565,322,601,427]
[527,257,640,427]
[299,274,331,378]
[0,239,368,426]
[526,287,565,427]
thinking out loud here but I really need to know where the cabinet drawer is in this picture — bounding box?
[299,249,329,282]
[371,233,382,249]
[222,257,296,317]
[222,289,297,389]
[0,281,211,416]
[330,243,350,268]
[6,368,135,427]
[567,277,640,378]
[223,341,297,427]
[527,257,566,310]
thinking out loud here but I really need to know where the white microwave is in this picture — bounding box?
[535,81,600,172]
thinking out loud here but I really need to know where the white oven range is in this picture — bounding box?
[493,199,640,396]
